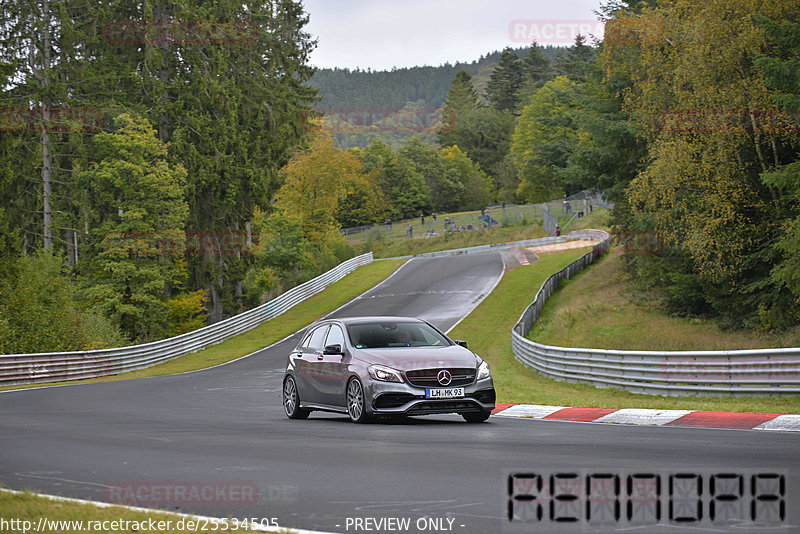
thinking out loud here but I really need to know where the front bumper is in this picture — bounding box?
[365,377,496,416]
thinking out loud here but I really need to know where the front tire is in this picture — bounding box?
[346,378,371,423]
[462,410,491,423]
[283,375,310,420]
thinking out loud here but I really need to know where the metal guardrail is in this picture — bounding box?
[511,233,800,396]
[0,253,373,386]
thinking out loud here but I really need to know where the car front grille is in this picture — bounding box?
[405,367,476,388]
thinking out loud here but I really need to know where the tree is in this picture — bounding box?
[274,127,366,246]
[604,0,800,329]
[357,139,432,219]
[518,44,555,102]
[78,114,189,341]
[100,0,319,322]
[250,127,362,291]
[399,137,464,212]
[337,171,389,228]
[0,0,112,257]
[556,35,596,82]
[441,146,492,210]
[0,250,126,353]
[440,107,516,182]
[485,48,524,113]
[439,70,480,147]
[561,62,646,200]
[512,76,580,202]
[755,15,800,319]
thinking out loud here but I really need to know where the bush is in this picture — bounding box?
[0,250,127,353]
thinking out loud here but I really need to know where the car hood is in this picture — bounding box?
[352,345,478,371]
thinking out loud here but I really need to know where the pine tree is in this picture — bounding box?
[439,70,480,147]
[485,48,524,113]
[556,35,596,82]
[522,44,554,89]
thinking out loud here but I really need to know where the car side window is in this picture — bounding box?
[300,331,313,349]
[307,326,329,351]
[325,325,345,349]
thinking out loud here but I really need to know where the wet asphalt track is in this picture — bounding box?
[1,253,799,534]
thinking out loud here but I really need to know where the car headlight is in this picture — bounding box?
[477,360,491,380]
[368,364,403,383]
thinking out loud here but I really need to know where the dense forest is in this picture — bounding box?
[0,1,318,351]
[1,0,799,355]
[305,0,800,333]
[309,46,562,149]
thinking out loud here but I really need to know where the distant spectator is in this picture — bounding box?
[407,224,413,238]
[421,213,425,225]
[432,212,437,223]
[555,225,561,236]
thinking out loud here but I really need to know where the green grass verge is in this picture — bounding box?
[0,259,405,392]
[364,206,612,259]
[529,248,800,351]
[345,204,548,244]
[0,489,295,533]
[449,250,800,413]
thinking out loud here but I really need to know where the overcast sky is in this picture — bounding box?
[301,0,607,71]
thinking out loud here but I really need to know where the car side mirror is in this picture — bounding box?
[323,344,343,355]
[455,340,468,349]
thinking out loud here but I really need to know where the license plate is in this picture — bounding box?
[426,387,464,399]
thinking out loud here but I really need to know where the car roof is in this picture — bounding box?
[330,316,425,326]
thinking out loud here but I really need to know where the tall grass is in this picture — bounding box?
[529,248,800,350]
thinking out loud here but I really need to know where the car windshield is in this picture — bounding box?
[347,321,450,349]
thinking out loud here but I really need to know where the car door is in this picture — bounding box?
[316,324,348,407]
[297,325,329,405]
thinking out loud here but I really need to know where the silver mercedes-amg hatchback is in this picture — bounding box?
[282,316,495,423]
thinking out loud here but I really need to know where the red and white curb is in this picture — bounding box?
[491,404,800,432]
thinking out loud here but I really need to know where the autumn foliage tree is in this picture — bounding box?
[77,114,191,341]
[603,0,800,329]
[248,127,375,298]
